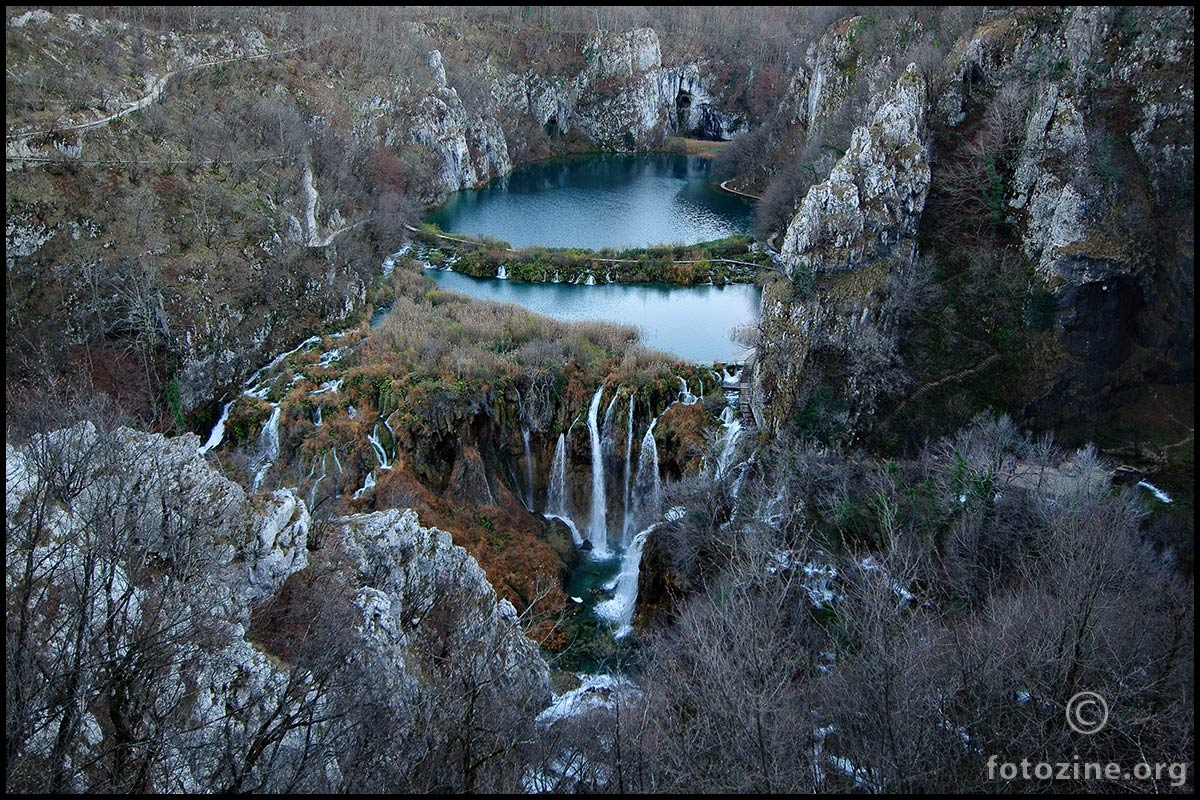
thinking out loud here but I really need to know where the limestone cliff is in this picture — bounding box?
[5,422,551,792]
[780,63,930,276]
[755,6,1192,451]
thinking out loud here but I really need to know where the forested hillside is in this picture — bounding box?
[6,6,1192,794]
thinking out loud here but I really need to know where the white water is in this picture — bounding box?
[715,404,743,479]
[548,433,569,517]
[546,433,584,547]
[593,523,659,638]
[250,405,281,491]
[1136,480,1173,504]
[587,386,609,556]
[678,377,698,405]
[622,396,634,544]
[198,400,235,454]
[547,514,585,548]
[522,428,535,510]
[367,424,391,470]
[497,264,509,279]
[353,471,376,499]
[198,334,323,454]
[629,416,662,535]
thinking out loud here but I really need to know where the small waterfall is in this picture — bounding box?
[587,385,609,556]
[585,273,596,285]
[622,396,634,544]
[547,433,568,517]
[594,523,659,638]
[497,264,509,280]
[601,390,619,469]
[552,271,561,283]
[367,423,391,470]
[251,405,282,491]
[308,453,328,508]
[522,428,535,511]
[678,376,698,405]
[630,416,662,534]
[715,405,744,479]
[313,405,323,427]
[353,471,376,499]
[1136,480,1174,504]
[546,432,583,547]
[199,399,235,454]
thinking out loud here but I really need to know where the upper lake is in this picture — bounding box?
[423,153,755,250]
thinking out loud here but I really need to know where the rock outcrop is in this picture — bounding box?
[5,423,551,793]
[780,63,930,276]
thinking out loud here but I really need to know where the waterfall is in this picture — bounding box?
[199,399,235,454]
[630,416,661,534]
[594,523,660,638]
[715,405,743,479]
[251,405,282,491]
[546,432,583,547]
[353,471,376,499]
[367,424,390,470]
[1136,480,1174,504]
[522,428,535,511]
[308,453,328,508]
[585,273,596,285]
[313,405,323,427]
[678,376,698,405]
[601,390,619,473]
[547,433,568,517]
[622,395,634,544]
[497,264,509,279]
[587,385,609,556]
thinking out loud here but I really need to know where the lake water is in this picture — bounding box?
[424,153,754,250]
[426,269,758,365]
[419,153,760,363]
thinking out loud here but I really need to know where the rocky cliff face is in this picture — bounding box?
[5,422,551,792]
[755,6,1192,448]
[780,64,930,276]
[488,27,744,153]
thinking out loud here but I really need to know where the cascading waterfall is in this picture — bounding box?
[629,416,662,535]
[678,376,698,405]
[522,428,535,511]
[587,385,609,556]
[546,432,583,547]
[367,423,391,470]
[622,395,634,544]
[353,471,376,499]
[593,523,660,638]
[547,433,568,517]
[497,264,509,279]
[199,400,235,454]
[250,405,282,491]
[715,404,743,479]
[602,391,619,456]
[308,452,328,508]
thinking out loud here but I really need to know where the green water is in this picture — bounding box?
[424,153,754,250]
